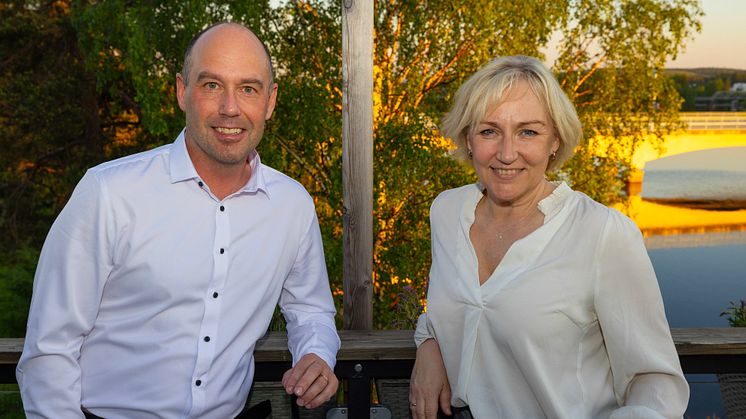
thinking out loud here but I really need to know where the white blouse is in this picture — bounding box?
[415,182,688,418]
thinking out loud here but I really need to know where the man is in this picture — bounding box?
[17,22,340,418]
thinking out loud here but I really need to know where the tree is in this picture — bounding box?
[1,0,703,332]
[553,0,702,203]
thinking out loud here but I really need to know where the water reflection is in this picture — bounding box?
[615,193,746,249]
[615,182,746,418]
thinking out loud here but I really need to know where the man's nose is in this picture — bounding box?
[219,90,240,117]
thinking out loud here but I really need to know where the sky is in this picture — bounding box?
[542,0,746,70]
[666,0,746,69]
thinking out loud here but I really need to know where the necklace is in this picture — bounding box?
[494,210,540,240]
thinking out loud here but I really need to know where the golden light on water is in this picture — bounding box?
[616,195,746,237]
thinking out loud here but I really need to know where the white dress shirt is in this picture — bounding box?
[415,182,689,419]
[17,131,340,419]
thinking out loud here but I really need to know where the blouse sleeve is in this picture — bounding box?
[594,210,689,418]
[414,312,436,347]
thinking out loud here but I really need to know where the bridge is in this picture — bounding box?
[630,112,746,180]
[617,112,746,246]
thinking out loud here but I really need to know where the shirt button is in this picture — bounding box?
[204,336,210,342]
[213,292,218,298]
[219,248,225,254]
[195,380,202,386]
[220,205,225,212]
[198,181,204,187]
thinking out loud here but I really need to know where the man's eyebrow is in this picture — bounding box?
[195,71,265,89]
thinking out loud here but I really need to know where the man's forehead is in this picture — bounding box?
[189,25,271,77]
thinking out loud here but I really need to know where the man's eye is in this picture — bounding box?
[242,86,257,94]
[205,82,219,89]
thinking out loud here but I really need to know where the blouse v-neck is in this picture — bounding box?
[459,182,572,291]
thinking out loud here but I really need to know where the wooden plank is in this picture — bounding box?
[672,327,746,355]
[0,338,23,364]
[3,328,746,365]
[341,0,374,330]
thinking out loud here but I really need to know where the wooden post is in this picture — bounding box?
[341,0,373,330]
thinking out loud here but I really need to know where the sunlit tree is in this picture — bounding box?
[1,0,703,331]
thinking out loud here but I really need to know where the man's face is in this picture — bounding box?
[176,24,277,171]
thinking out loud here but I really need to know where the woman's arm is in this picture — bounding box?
[409,337,452,419]
[595,210,689,418]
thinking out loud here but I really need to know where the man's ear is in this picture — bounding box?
[265,83,278,120]
[176,73,187,112]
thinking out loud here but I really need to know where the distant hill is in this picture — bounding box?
[665,68,746,81]
[665,68,746,111]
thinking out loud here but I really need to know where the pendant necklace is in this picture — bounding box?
[496,211,537,240]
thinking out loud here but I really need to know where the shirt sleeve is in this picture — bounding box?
[280,213,340,369]
[594,210,689,418]
[16,171,114,418]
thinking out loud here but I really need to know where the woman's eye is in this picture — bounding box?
[521,129,538,137]
[479,128,497,136]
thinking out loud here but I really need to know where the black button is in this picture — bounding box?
[213,292,218,298]
[204,336,210,342]
[219,248,225,254]
[198,181,204,187]
[220,205,225,212]
[195,380,202,386]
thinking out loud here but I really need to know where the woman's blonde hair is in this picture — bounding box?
[440,55,582,171]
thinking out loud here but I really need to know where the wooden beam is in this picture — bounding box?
[341,0,374,330]
[3,328,746,364]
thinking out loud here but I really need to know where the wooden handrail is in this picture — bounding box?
[0,327,746,365]
[2,328,746,367]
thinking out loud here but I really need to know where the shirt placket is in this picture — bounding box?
[189,200,231,417]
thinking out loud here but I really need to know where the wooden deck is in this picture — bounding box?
[3,328,746,418]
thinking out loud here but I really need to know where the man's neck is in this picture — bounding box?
[197,160,252,200]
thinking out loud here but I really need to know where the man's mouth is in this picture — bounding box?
[215,127,243,135]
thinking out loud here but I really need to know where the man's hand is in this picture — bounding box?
[409,339,452,419]
[282,353,338,409]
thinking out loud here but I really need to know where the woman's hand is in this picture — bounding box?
[409,338,452,419]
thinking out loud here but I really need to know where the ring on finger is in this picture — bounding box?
[410,402,417,407]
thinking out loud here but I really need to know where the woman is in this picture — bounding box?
[409,56,688,419]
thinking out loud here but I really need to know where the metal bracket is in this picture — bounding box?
[326,405,392,419]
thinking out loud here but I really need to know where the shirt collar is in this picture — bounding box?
[169,129,271,198]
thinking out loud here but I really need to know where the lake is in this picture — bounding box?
[620,169,746,418]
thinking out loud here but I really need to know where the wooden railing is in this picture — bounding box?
[2,328,746,418]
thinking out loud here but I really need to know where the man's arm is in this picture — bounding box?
[16,171,113,418]
[279,213,340,408]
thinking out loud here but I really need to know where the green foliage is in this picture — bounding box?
[0,246,38,337]
[0,1,103,250]
[553,0,702,194]
[0,384,24,419]
[670,69,746,110]
[1,0,703,333]
[721,300,746,328]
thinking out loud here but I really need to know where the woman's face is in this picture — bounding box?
[468,79,559,206]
